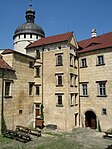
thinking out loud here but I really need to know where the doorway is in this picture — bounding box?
[85,111,97,129]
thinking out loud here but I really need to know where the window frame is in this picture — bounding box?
[80,58,87,68]
[56,53,63,66]
[29,82,34,96]
[55,73,64,87]
[80,82,89,97]
[96,81,107,97]
[55,93,64,107]
[35,66,40,77]
[35,85,40,96]
[4,80,13,98]
[96,55,105,66]
[102,108,107,115]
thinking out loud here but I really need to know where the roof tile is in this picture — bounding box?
[26,32,73,48]
[78,32,112,53]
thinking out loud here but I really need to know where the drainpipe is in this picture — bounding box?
[1,70,4,133]
[77,53,81,126]
[40,45,45,125]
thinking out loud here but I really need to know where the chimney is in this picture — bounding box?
[91,28,97,38]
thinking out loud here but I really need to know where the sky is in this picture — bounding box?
[0,0,112,49]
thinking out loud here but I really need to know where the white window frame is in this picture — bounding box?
[97,55,104,65]
[80,58,87,67]
[97,81,106,96]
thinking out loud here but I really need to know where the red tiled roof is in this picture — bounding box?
[2,49,14,54]
[78,32,112,53]
[26,32,73,48]
[0,56,14,71]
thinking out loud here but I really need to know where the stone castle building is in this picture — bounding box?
[0,4,112,132]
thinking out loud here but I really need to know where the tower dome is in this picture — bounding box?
[13,4,45,54]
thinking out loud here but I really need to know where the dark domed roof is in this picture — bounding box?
[13,5,45,39]
[13,22,45,38]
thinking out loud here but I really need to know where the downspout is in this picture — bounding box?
[1,70,4,119]
[1,70,5,133]
[77,52,81,126]
[40,45,45,125]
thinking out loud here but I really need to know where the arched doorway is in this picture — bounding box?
[85,111,97,129]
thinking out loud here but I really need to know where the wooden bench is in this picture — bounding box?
[16,125,41,137]
[103,128,112,139]
[3,129,31,143]
[3,129,17,139]
[16,125,31,133]
[30,128,41,137]
[16,132,31,143]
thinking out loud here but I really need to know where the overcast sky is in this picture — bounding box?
[0,0,112,49]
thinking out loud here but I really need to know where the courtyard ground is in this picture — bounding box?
[0,127,112,149]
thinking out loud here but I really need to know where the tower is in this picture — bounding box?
[13,3,45,54]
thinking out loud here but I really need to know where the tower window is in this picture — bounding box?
[30,34,32,38]
[24,34,26,38]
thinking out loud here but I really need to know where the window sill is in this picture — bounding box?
[97,95,107,97]
[80,66,88,68]
[96,63,105,66]
[70,65,73,67]
[4,96,13,98]
[56,85,63,87]
[80,95,89,97]
[34,76,40,78]
[75,103,78,106]
[56,104,63,107]
[56,64,63,67]
[70,104,74,107]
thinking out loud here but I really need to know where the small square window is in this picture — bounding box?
[102,108,107,115]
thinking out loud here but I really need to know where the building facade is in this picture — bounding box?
[78,32,112,131]
[0,4,112,132]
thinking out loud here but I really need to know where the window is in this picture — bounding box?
[29,82,34,96]
[70,74,77,87]
[36,86,40,96]
[97,81,107,96]
[36,50,40,59]
[56,54,63,66]
[56,93,64,107]
[24,34,26,38]
[80,58,87,68]
[81,83,88,96]
[55,73,63,87]
[70,93,75,106]
[70,54,74,67]
[35,66,40,77]
[5,81,12,97]
[97,55,104,65]
[30,34,32,38]
[102,108,107,115]
[29,61,34,68]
